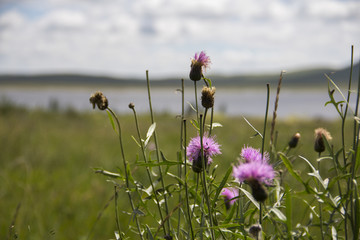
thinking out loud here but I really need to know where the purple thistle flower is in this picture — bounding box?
[187,134,221,172]
[232,161,274,184]
[189,51,211,81]
[240,146,269,163]
[221,188,238,209]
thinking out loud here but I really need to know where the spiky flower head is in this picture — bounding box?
[233,146,274,202]
[201,86,216,109]
[288,132,301,148]
[89,91,108,110]
[187,134,221,173]
[221,187,238,209]
[240,146,269,163]
[189,51,211,81]
[314,128,332,153]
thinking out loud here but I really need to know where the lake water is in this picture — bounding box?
[0,85,357,119]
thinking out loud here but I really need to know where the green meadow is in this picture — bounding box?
[0,101,354,239]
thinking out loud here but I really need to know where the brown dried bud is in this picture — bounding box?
[314,128,332,153]
[89,91,108,110]
[248,179,268,202]
[249,224,262,238]
[189,63,202,81]
[288,132,301,148]
[128,102,135,109]
[201,86,216,109]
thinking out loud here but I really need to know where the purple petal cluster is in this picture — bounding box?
[192,51,211,69]
[233,146,274,184]
[221,187,238,206]
[187,134,221,165]
[240,146,269,163]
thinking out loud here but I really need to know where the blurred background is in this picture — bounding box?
[0,0,360,118]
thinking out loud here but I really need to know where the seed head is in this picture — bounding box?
[201,86,216,109]
[314,128,332,153]
[89,91,108,110]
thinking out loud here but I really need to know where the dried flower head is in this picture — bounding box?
[187,134,221,173]
[221,188,238,210]
[189,51,211,81]
[201,86,216,109]
[314,128,332,153]
[288,132,301,148]
[89,91,108,110]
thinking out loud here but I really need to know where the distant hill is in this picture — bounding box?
[0,63,358,88]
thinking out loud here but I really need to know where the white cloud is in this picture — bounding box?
[0,0,359,77]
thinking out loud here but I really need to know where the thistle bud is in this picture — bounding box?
[201,86,216,109]
[248,178,268,202]
[89,91,108,110]
[189,51,211,81]
[192,156,208,173]
[249,224,262,238]
[128,102,135,109]
[288,132,301,148]
[314,128,332,153]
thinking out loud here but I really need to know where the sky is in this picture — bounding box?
[0,0,359,79]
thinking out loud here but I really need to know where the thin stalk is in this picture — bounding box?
[317,153,325,240]
[194,81,200,123]
[183,119,195,239]
[261,84,270,157]
[130,107,166,236]
[145,71,171,235]
[199,114,215,239]
[209,107,214,136]
[177,79,185,237]
[107,107,144,239]
[114,186,122,240]
[203,108,208,133]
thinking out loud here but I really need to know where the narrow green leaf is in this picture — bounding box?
[279,153,305,185]
[270,207,286,222]
[106,110,118,134]
[190,119,200,131]
[212,167,232,208]
[203,77,212,88]
[131,135,142,148]
[354,180,360,239]
[94,168,121,178]
[144,122,156,146]
[239,188,259,209]
[331,226,337,240]
[146,225,154,240]
[243,116,263,138]
[285,185,292,233]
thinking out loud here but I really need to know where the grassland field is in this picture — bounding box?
[0,103,355,239]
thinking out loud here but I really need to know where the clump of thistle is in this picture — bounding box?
[288,132,301,149]
[189,51,211,81]
[89,91,108,110]
[233,146,274,202]
[201,86,216,109]
[187,134,221,173]
[221,187,238,210]
[314,128,332,153]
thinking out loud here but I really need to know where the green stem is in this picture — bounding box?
[107,107,144,240]
[262,84,270,157]
[209,107,214,136]
[199,114,215,239]
[145,71,171,235]
[194,81,200,123]
[130,107,166,236]
[114,186,122,240]
[183,120,195,239]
